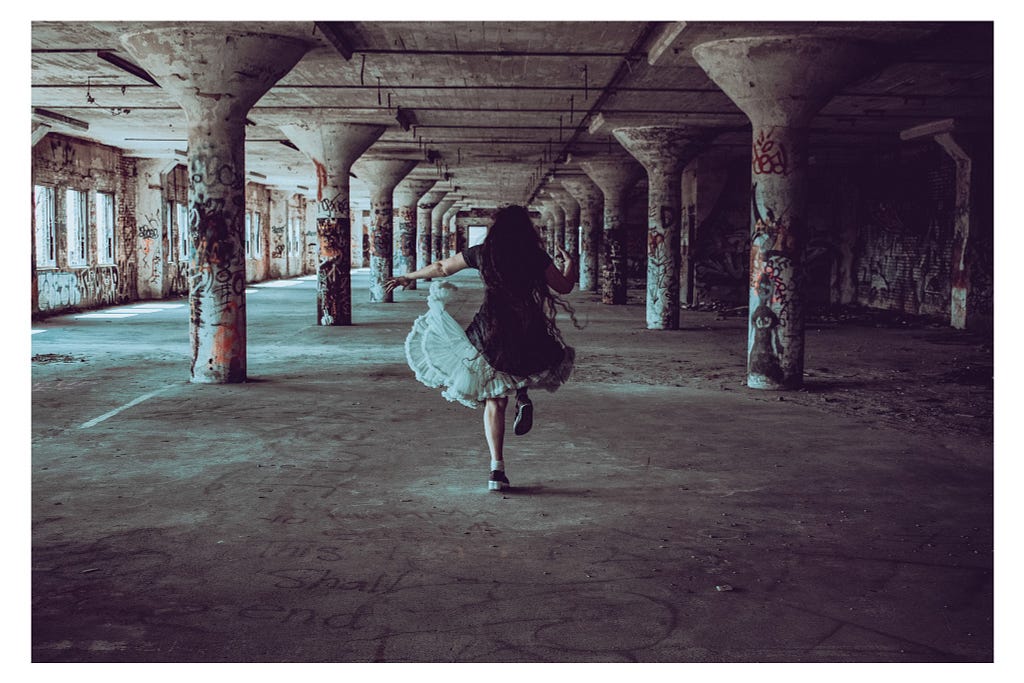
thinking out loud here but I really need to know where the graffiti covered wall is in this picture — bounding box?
[679,141,992,326]
[33,133,133,314]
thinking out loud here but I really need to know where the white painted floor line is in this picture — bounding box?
[130,303,184,309]
[298,275,317,281]
[80,385,174,429]
[245,289,258,294]
[109,307,163,314]
[253,281,302,288]
[31,330,47,335]
[75,313,137,319]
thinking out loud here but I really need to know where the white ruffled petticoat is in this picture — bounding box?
[404,281,575,408]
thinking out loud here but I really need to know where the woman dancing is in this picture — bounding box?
[385,204,578,491]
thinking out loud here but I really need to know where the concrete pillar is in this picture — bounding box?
[452,212,467,254]
[552,188,581,259]
[693,35,878,389]
[540,198,565,258]
[431,198,456,262]
[680,152,732,308]
[580,157,643,304]
[613,126,703,330]
[280,123,386,325]
[268,189,289,279]
[393,178,435,291]
[416,189,447,278]
[121,27,309,383]
[442,205,460,258]
[935,133,972,330]
[353,159,418,303]
[133,158,168,301]
[562,176,603,293]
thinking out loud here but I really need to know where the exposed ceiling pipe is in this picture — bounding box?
[526,22,662,204]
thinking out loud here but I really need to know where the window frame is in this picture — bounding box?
[65,188,90,268]
[176,202,190,262]
[252,210,262,258]
[34,185,57,269]
[96,191,116,265]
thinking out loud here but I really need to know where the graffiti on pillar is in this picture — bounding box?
[397,208,417,259]
[748,272,784,383]
[138,222,158,240]
[315,214,351,324]
[271,224,286,259]
[750,187,798,319]
[417,230,431,268]
[602,212,625,304]
[647,202,681,325]
[318,216,348,259]
[319,191,348,218]
[368,205,393,303]
[318,256,351,326]
[370,208,392,259]
[432,233,443,263]
[752,129,789,176]
[658,205,679,233]
[748,184,803,384]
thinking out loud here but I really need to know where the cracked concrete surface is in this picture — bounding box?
[30,270,993,663]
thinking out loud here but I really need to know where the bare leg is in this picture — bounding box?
[483,396,508,463]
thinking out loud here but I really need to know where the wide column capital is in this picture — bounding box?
[691,36,881,127]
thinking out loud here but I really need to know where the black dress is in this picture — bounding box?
[462,244,568,377]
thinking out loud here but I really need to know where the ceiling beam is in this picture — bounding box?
[97,50,159,86]
[315,22,354,60]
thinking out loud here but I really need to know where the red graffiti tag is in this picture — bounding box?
[752,130,789,176]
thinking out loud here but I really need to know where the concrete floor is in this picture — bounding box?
[30,269,994,663]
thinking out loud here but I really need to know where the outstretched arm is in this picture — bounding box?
[545,245,577,295]
[384,252,469,293]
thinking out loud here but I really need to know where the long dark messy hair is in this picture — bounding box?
[475,205,580,367]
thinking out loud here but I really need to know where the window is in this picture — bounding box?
[245,210,262,258]
[96,191,115,265]
[66,188,89,267]
[245,212,252,257]
[252,211,262,257]
[289,216,302,256]
[34,185,56,268]
[176,202,189,261]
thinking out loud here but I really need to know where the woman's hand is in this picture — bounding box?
[383,276,412,294]
[555,245,571,262]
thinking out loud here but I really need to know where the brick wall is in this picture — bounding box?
[33,133,126,314]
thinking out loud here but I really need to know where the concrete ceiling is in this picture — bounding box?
[31,21,992,207]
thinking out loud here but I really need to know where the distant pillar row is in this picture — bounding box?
[541,198,564,259]
[355,159,417,303]
[281,122,386,325]
[442,206,460,257]
[393,179,436,291]
[614,126,703,330]
[120,27,309,383]
[416,189,447,280]
[562,176,602,293]
[553,188,581,261]
[432,198,456,262]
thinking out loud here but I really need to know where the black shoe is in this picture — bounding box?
[513,397,533,436]
[488,470,510,491]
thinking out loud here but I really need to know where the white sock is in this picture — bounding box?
[491,459,504,472]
